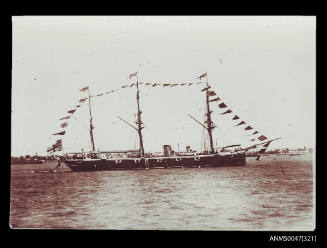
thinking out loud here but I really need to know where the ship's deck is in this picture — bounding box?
[65,152,245,162]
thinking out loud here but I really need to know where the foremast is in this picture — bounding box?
[204,76,215,154]
[87,87,96,151]
[188,73,216,154]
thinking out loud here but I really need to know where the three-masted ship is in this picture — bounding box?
[49,72,278,172]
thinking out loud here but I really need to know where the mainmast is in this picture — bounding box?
[133,73,145,157]
[116,72,145,158]
[87,87,96,151]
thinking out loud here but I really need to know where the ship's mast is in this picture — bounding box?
[187,73,216,154]
[135,74,145,157]
[205,76,215,154]
[87,87,96,151]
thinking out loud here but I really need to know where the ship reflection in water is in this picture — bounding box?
[10,154,314,230]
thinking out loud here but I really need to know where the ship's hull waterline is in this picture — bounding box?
[65,153,246,172]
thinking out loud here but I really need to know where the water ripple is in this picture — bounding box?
[10,155,314,230]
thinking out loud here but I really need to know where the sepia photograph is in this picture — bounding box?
[10,16,315,230]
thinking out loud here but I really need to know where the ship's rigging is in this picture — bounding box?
[134,73,145,157]
[48,72,279,157]
[115,72,145,157]
[86,86,96,152]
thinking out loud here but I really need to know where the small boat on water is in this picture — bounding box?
[48,72,280,172]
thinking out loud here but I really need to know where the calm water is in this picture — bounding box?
[10,154,314,230]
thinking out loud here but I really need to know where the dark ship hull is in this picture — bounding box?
[65,153,246,172]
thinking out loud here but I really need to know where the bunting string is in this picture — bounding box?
[49,81,204,152]
[202,83,269,143]
[48,78,271,152]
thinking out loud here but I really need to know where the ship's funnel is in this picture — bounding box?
[163,145,174,157]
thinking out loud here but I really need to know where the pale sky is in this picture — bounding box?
[11,16,316,156]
